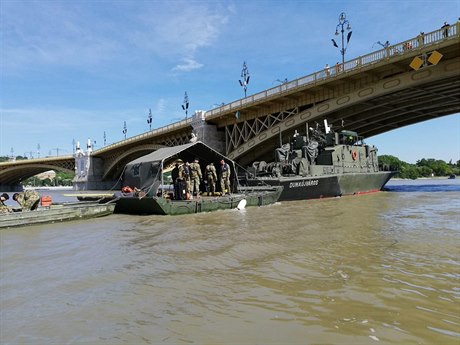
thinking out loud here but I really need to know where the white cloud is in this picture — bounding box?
[172,58,204,72]
[131,2,230,73]
[155,99,166,115]
[1,1,230,74]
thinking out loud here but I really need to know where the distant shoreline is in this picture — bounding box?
[391,176,455,180]
[24,186,73,190]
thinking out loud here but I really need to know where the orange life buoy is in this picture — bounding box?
[352,151,358,160]
[122,186,133,193]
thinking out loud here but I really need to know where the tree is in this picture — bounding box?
[400,165,420,179]
[417,165,433,177]
[379,155,405,171]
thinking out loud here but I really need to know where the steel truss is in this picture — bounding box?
[224,107,298,155]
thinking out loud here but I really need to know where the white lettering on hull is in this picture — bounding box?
[289,180,319,188]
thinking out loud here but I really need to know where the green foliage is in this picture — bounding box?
[0,155,28,162]
[56,171,74,180]
[416,158,452,176]
[379,155,458,179]
[379,155,406,171]
[22,170,75,187]
[417,166,433,177]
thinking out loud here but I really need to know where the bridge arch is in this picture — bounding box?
[102,144,167,180]
[227,59,460,164]
[0,163,74,185]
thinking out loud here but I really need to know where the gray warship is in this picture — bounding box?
[242,120,395,201]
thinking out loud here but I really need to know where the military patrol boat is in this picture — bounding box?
[242,120,395,201]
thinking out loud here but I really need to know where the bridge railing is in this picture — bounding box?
[206,22,459,118]
[94,117,193,154]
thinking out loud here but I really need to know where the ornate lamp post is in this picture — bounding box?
[103,131,107,146]
[239,61,250,97]
[331,12,352,65]
[182,92,189,119]
[147,108,153,131]
[123,121,127,139]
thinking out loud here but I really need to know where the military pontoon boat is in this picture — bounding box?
[114,141,283,215]
[0,201,116,229]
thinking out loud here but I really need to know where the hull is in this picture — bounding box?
[0,202,116,229]
[246,171,394,201]
[114,186,283,215]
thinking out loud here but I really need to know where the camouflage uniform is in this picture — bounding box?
[0,199,11,214]
[205,163,217,195]
[189,160,202,196]
[14,190,40,210]
[219,160,231,195]
[179,163,191,198]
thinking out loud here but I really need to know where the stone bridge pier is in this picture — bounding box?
[73,146,119,191]
[191,110,225,153]
[71,110,225,191]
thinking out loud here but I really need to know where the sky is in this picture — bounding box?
[1,0,459,164]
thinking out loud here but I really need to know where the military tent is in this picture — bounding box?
[122,141,237,196]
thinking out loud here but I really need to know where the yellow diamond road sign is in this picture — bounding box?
[428,50,443,65]
[410,56,424,70]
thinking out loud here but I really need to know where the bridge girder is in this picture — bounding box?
[227,58,460,165]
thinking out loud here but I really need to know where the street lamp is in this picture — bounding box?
[239,61,250,97]
[103,131,107,146]
[331,12,352,65]
[182,92,189,119]
[274,78,288,84]
[147,108,153,130]
[123,121,127,139]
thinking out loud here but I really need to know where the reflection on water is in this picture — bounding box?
[1,180,459,344]
[386,178,460,193]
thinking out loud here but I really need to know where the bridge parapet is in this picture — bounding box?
[94,117,193,156]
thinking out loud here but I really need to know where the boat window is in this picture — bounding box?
[132,163,141,176]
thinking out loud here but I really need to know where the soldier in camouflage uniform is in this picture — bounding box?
[219,159,231,195]
[189,158,202,196]
[178,162,191,199]
[0,193,12,214]
[13,190,40,211]
[205,162,217,195]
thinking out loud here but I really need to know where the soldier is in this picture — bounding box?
[205,162,217,195]
[189,158,202,197]
[219,159,231,195]
[181,162,191,199]
[172,162,180,200]
[12,190,40,211]
[176,162,186,200]
[0,193,12,214]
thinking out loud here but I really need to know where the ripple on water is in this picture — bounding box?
[1,183,459,344]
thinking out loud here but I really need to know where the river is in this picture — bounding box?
[1,179,459,344]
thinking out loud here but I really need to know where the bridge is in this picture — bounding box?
[1,23,459,191]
